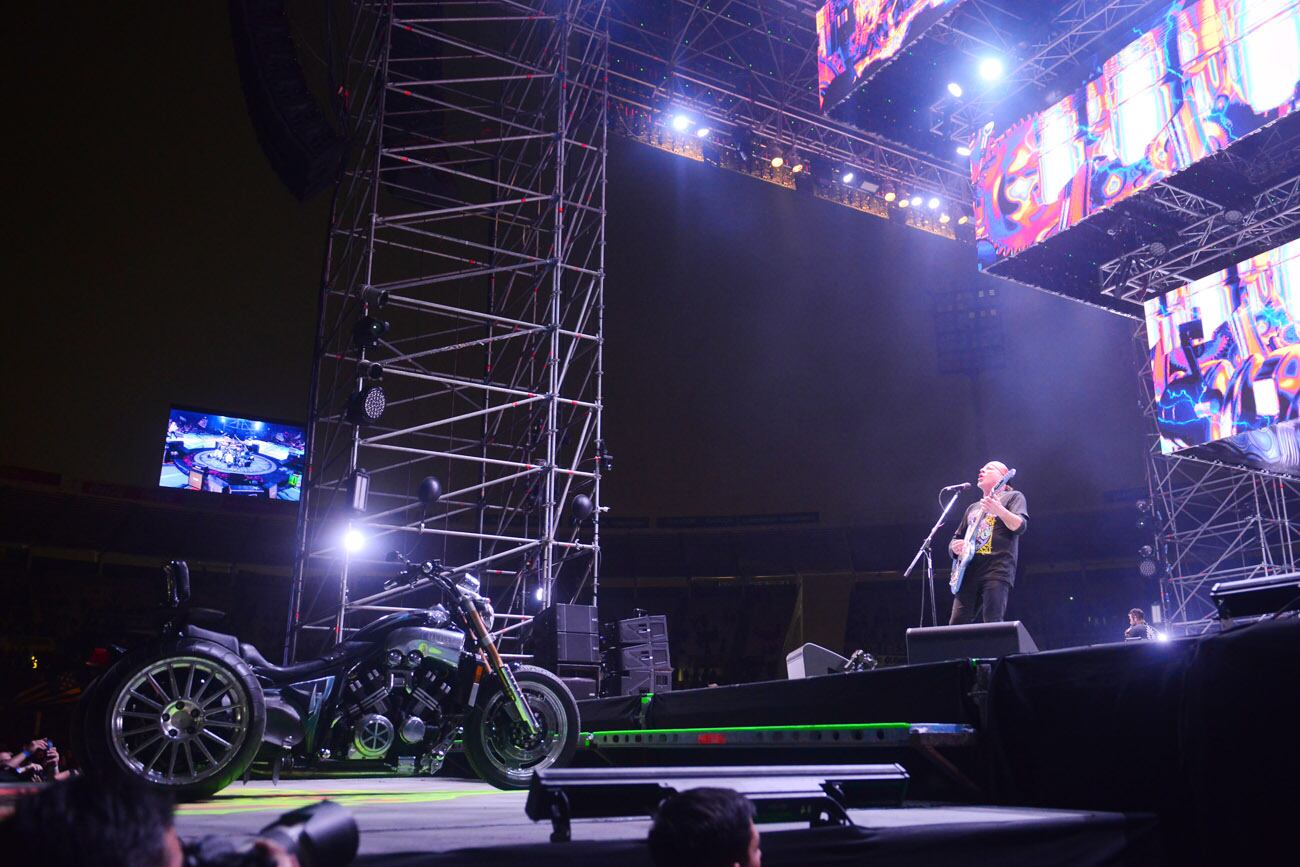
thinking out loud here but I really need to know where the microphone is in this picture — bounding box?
[941,482,972,492]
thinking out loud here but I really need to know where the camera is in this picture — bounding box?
[184,800,358,867]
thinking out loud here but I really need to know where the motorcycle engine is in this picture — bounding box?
[335,628,463,761]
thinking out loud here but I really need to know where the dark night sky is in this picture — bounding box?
[5,5,1150,528]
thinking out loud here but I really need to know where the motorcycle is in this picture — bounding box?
[73,556,579,799]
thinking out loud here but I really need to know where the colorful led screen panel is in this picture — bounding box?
[159,406,306,501]
[817,0,966,110]
[1144,239,1300,454]
[973,0,1300,262]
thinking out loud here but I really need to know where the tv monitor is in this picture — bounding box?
[159,406,306,501]
[1144,238,1300,460]
[817,0,967,110]
[974,0,1300,264]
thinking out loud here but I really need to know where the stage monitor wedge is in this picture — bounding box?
[906,621,1038,665]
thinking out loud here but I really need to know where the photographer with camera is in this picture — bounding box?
[0,775,356,867]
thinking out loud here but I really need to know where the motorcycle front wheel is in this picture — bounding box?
[463,665,579,790]
[78,640,266,801]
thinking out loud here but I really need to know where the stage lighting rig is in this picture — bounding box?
[770,155,784,169]
[956,145,971,157]
[946,82,963,98]
[347,469,370,514]
[361,285,389,308]
[352,316,390,349]
[910,195,923,207]
[927,197,941,210]
[670,113,691,132]
[595,440,613,472]
[346,384,387,424]
[695,126,710,138]
[342,526,365,554]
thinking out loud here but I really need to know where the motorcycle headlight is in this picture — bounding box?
[457,573,481,594]
[426,604,450,627]
[479,599,495,632]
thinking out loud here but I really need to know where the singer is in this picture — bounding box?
[947,461,1028,624]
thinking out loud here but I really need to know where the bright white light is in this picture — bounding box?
[957,215,969,225]
[343,527,365,554]
[770,155,784,168]
[534,586,545,601]
[956,145,972,157]
[1156,631,1170,643]
[927,196,941,209]
[940,213,951,224]
[898,198,910,208]
[947,81,963,98]
[670,114,691,132]
[791,162,805,174]
[978,57,1004,81]
[696,127,711,138]
[910,195,922,207]
[841,170,855,184]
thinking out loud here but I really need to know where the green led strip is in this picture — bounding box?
[590,722,910,738]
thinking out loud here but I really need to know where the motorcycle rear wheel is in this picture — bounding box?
[463,665,579,790]
[77,640,266,801]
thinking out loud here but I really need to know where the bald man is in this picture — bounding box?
[948,461,1028,624]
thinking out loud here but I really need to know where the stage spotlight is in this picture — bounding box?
[956,144,972,157]
[346,384,387,424]
[353,316,390,349]
[978,57,1004,81]
[883,190,897,202]
[343,527,365,554]
[696,126,711,138]
[947,81,963,98]
[910,195,922,207]
[348,469,370,513]
[940,213,950,224]
[791,160,805,174]
[957,215,969,225]
[1156,631,1169,643]
[898,198,910,208]
[770,155,784,168]
[534,586,545,602]
[670,114,691,132]
[927,196,940,209]
[362,286,389,308]
[841,170,855,184]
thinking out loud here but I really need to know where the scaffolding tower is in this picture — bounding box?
[289,0,609,658]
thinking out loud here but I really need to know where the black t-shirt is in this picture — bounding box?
[1125,622,1157,640]
[952,488,1029,585]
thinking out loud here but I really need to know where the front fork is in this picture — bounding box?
[462,600,540,736]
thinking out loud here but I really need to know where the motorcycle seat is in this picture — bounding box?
[240,641,372,685]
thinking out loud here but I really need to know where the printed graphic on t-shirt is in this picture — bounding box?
[977,514,996,555]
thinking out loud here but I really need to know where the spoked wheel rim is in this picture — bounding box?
[478,681,569,782]
[109,655,251,788]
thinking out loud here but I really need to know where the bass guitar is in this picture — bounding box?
[949,468,1016,595]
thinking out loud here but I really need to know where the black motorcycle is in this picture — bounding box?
[73,557,579,799]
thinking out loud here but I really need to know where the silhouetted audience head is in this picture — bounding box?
[648,787,761,867]
[0,774,181,867]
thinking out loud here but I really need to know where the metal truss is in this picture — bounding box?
[289,0,608,658]
[1136,329,1300,635]
[600,0,972,204]
[1100,172,1300,303]
[930,0,1162,145]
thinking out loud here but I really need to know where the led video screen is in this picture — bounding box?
[159,407,306,501]
[1144,238,1300,455]
[974,0,1300,262]
[817,0,966,110]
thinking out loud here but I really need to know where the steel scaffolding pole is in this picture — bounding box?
[289,0,608,659]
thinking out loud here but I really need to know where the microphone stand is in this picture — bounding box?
[904,487,966,627]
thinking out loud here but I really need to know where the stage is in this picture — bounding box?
[171,776,1162,865]
[170,617,1295,865]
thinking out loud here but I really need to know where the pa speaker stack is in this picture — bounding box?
[602,614,672,696]
[526,604,600,700]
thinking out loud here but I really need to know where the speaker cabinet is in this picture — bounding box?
[905,621,1038,665]
[785,643,849,678]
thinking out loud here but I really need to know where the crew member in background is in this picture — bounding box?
[948,461,1028,624]
[1124,607,1158,640]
